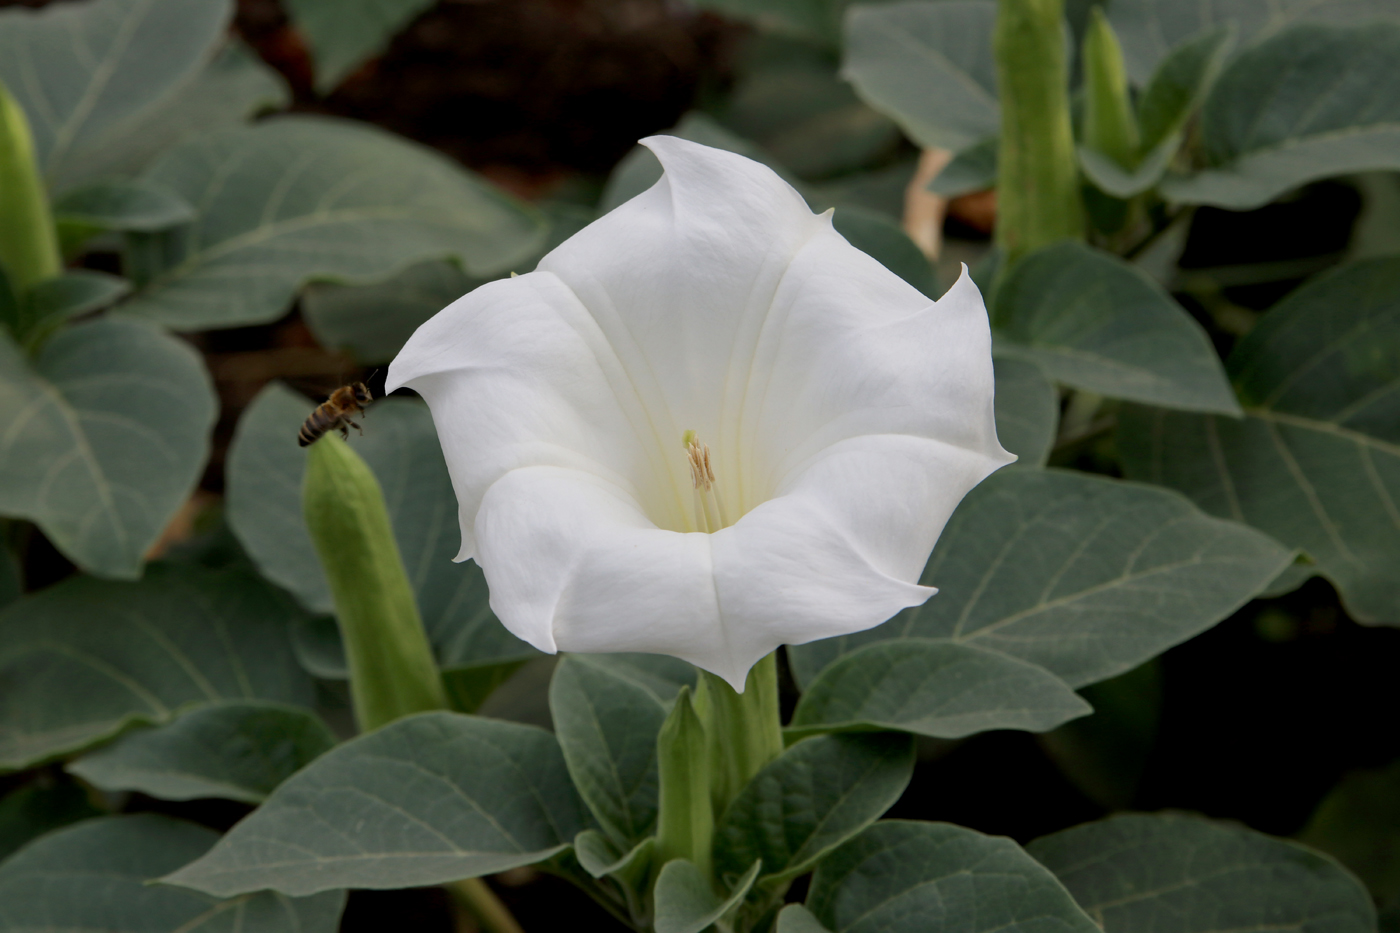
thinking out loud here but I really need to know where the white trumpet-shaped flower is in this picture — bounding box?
[387,137,1014,689]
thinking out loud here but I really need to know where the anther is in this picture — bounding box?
[682,431,729,532]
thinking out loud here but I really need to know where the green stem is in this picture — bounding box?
[993,0,1084,269]
[302,433,448,731]
[694,653,784,820]
[0,79,59,294]
[446,878,526,933]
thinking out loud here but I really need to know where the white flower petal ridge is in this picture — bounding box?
[387,136,1015,690]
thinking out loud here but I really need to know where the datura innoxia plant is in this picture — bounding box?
[387,137,1015,690]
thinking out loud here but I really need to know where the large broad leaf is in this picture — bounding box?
[283,0,436,92]
[1117,258,1400,624]
[787,641,1089,740]
[67,701,336,804]
[0,319,216,579]
[807,820,1100,933]
[301,203,593,365]
[714,733,914,886]
[0,564,314,771]
[0,815,345,933]
[61,41,289,188]
[225,383,535,670]
[549,654,695,848]
[788,468,1292,690]
[0,781,102,863]
[1163,24,1400,210]
[842,1,999,152]
[118,116,546,330]
[691,0,845,46]
[1299,759,1400,903]
[303,260,483,366]
[993,242,1240,415]
[0,0,231,192]
[11,270,131,346]
[1029,813,1376,933]
[993,357,1058,467]
[163,711,589,896]
[654,858,763,933]
[1106,0,1400,83]
[50,179,194,233]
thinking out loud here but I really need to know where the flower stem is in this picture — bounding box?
[993,0,1084,269]
[446,878,525,933]
[694,653,784,818]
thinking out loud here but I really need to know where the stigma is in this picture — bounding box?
[683,431,731,533]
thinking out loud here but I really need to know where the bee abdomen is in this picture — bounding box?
[298,405,335,447]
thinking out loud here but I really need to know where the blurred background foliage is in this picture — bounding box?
[0,0,1399,930]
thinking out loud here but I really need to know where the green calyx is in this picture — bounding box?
[694,654,784,820]
[0,79,60,296]
[993,0,1085,267]
[1082,7,1140,170]
[303,433,447,731]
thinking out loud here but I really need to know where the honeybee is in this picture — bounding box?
[298,382,374,447]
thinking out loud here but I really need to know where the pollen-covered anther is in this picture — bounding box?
[682,431,728,532]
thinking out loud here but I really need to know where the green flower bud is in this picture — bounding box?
[1082,6,1141,170]
[0,79,59,296]
[303,433,447,731]
[655,685,713,878]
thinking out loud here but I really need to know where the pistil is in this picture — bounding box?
[683,431,731,533]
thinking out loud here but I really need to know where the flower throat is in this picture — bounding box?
[683,430,731,533]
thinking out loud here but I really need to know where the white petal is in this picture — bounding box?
[386,270,691,555]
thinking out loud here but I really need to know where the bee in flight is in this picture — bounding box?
[299,382,374,447]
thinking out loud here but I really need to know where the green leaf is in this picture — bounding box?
[1106,0,1400,83]
[301,203,594,365]
[788,641,1089,740]
[928,137,997,197]
[788,468,1293,690]
[807,820,1099,933]
[714,733,913,886]
[14,270,131,345]
[691,0,843,46]
[118,116,546,330]
[1299,758,1400,902]
[61,40,288,187]
[0,319,216,578]
[778,904,833,933]
[654,857,763,933]
[67,701,336,804]
[993,242,1240,415]
[283,0,436,92]
[721,59,901,180]
[1136,26,1234,154]
[225,383,535,668]
[549,654,695,847]
[0,780,103,863]
[51,178,195,231]
[1163,24,1400,209]
[0,564,315,771]
[831,205,938,299]
[842,1,998,152]
[0,815,345,932]
[162,711,589,896]
[303,260,482,366]
[1117,257,1400,624]
[573,829,654,881]
[993,357,1058,467]
[442,659,529,714]
[1029,813,1377,932]
[0,0,232,192]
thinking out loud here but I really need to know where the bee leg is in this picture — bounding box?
[338,423,350,441]
[346,418,363,437]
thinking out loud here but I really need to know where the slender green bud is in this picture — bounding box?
[303,433,447,731]
[1082,7,1140,169]
[693,653,784,819]
[654,686,713,878]
[993,0,1084,267]
[0,80,60,293]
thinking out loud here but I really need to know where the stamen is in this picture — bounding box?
[682,431,729,533]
